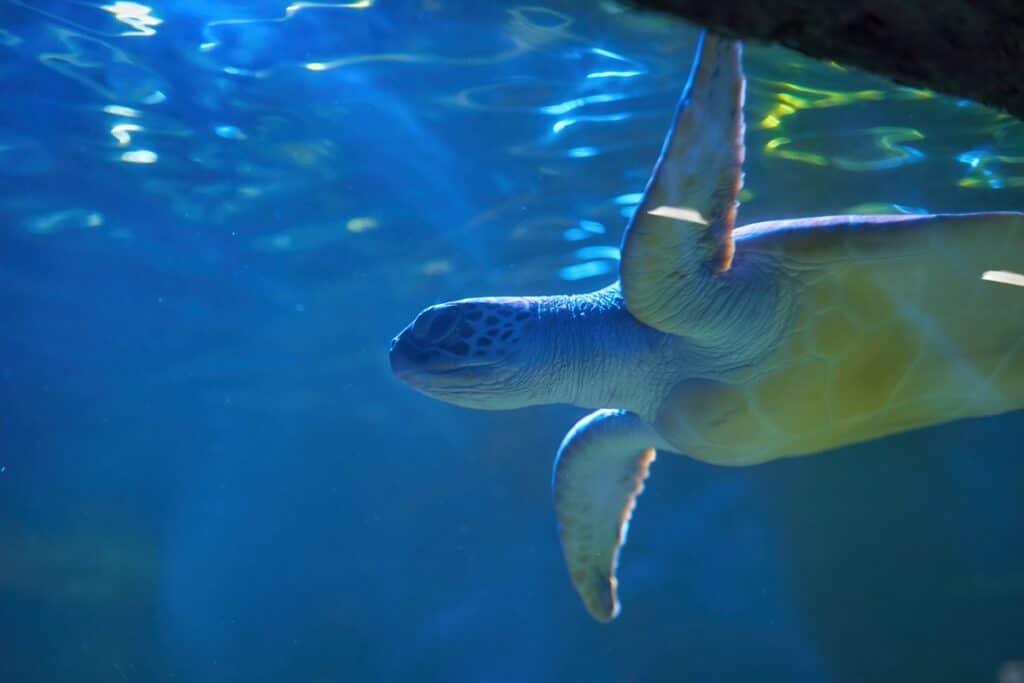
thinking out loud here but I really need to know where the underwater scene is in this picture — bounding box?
[1,1,1023,681]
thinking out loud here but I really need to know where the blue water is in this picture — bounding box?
[1,2,1023,682]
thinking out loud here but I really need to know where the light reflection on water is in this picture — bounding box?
[4,0,1021,288]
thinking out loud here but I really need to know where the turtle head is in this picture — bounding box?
[390,297,542,409]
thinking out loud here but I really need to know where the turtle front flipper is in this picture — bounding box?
[620,32,746,339]
[552,409,662,622]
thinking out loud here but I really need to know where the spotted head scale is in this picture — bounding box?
[390,297,545,409]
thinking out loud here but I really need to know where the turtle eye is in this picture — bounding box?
[411,304,460,344]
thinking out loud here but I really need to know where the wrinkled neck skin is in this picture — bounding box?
[518,267,788,422]
[522,284,676,421]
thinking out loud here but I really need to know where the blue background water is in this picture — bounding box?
[1,1,1022,681]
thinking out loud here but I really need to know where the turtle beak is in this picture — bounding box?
[389,328,419,380]
[390,304,465,381]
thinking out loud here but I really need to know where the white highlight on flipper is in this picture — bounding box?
[647,205,709,226]
[982,270,1024,288]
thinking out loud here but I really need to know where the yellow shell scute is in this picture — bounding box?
[831,317,919,421]
[837,268,893,321]
[753,359,830,433]
[810,310,862,360]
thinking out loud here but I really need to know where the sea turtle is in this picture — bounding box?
[389,32,1024,622]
